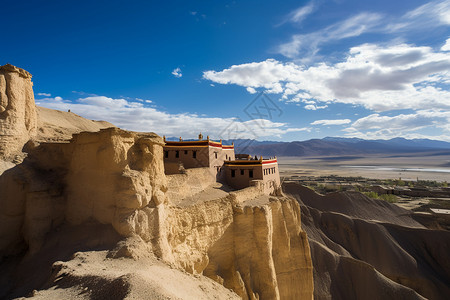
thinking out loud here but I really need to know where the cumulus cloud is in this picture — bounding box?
[172,67,182,78]
[37,92,51,97]
[311,119,351,126]
[36,95,301,139]
[351,111,450,131]
[304,104,327,110]
[246,87,257,94]
[343,110,450,141]
[204,43,450,112]
[442,38,450,51]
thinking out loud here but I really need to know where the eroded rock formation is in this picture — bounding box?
[0,64,37,159]
[284,183,450,300]
[0,127,314,299]
[0,65,314,299]
[0,128,170,257]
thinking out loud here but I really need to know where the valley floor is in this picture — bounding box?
[278,152,450,182]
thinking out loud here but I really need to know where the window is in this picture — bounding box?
[214,152,218,159]
[240,169,244,175]
[226,154,228,159]
[231,169,235,177]
[164,151,168,158]
[184,150,188,155]
[193,151,197,158]
[249,170,253,178]
[175,150,179,158]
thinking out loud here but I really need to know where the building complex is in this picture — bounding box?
[163,134,280,194]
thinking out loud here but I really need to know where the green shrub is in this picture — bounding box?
[363,191,397,203]
[363,191,379,199]
[379,194,397,203]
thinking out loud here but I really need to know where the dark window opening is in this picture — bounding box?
[175,150,179,158]
[193,151,197,158]
[231,170,236,177]
[249,170,253,178]
[184,150,188,155]
[240,169,244,175]
[215,152,218,159]
[164,151,168,158]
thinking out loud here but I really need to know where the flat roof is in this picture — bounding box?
[164,140,234,149]
[224,158,277,166]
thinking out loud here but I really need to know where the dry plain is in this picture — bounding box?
[278,151,450,182]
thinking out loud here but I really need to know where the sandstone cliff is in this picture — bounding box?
[0,64,37,160]
[0,127,314,299]
[0,64,113,166]
[284,183,450,300]
[0,65,314,299]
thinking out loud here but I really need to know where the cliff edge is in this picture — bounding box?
[0,65,314,299]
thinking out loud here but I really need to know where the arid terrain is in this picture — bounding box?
[1,64,450,300]
[278,153,450,182]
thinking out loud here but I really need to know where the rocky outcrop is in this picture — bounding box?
[0,64,37,160]
[0,126,314,299]
[166,196,314,300]
[0,65,314,299]
[0,128,169,257]
[284,183,450,300]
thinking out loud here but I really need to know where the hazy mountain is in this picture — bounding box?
[229,137,450,157]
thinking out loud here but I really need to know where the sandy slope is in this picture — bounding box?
[35,106,114,142]
[2,223,239,300]
[284,183,450,300]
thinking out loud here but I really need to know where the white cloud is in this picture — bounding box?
[343,110,450,141]
[246,87,257,94]
[442,38,450,51]
[204,42,450,112]
[304,104,328,110]
[278,12,383,59]
[172,67,182,78]
[37,92,51,97]
[37,95,300,139]
[278,1,450,61]
[403,0,450,26]
[351,110,450,131]
[311,119,351,126]
[278,2,315,26]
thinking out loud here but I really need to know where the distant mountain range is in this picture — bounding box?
[165,136,450,157]
[227,137,450,157]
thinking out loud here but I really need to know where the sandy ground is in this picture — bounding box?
[278,152,450,182]
[26,250,239,300]
[176,182,231,207]
[35,106,114,142]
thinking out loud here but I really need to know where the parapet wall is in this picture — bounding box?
[166,167,217,204]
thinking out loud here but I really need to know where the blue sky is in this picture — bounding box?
[2,0,450,141]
